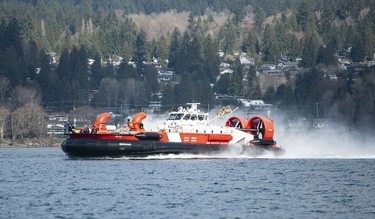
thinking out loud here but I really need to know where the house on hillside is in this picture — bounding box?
[220,69,234,74]
[46,51,57,64]
[259,64,283,75]
[157,70,174,82]
[220,62,230,68]
[259,64,276,71]
[238,99,272,109]
[239,53,255,65]
[263,69,283,76]
[87,58,95,66]
[277,60,299,69]
[238,99,273,117]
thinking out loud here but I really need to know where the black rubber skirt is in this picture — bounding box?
[61,138,227,158]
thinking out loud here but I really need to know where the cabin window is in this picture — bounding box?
[183,114,190,120]
[167,113,184,120]
[191,114,197,120]
[198,115,205,121]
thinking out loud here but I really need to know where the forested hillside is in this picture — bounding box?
[0,0,374,139]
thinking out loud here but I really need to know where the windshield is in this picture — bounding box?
[167,113,184,120]
[198,115,206,121]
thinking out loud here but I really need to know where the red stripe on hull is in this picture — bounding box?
[69,132,233,145]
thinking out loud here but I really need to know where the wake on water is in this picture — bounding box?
[111,125,375,160]
[108,144,279,160]
[110,134,375,160]
[111,148,375,160]
[105,129,375,160]
[277,131,375,159]
[115,110,375,160]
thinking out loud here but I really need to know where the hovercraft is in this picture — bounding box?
[61,103,285,158]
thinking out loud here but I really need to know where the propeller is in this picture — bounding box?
[256,120,264,139]
[230,120,241,128]
[234,120,241,128]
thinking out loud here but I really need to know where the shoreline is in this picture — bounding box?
[0,145,60,148]
[0,138,64,148]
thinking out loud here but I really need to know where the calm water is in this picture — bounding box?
[1,147,375,219]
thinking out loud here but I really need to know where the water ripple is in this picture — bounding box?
[0,147,375,218]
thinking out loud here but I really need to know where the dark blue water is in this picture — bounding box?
[1,147,375,219]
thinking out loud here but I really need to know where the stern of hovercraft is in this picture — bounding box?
[225,115,284,155]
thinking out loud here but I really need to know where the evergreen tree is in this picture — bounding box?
[175,31,190,75]
[232,7,244,27]
[350,32,366,63]
[0,46,22,87]
[90,55,104,89]
[161,84,175,109]
[195,79,214,105]
[246,65,257,98]
[174,73,194,104]
[274,20,287,54]
[289,11,299,31]
[318,40,337,66]
[72,46,89,90]
[102,63,116,79]
[218,18,236,54]
[188,35,203,69]
[187,13,196,34]
[273,84,295,107]
[37,51,58,104]
[319,1,334,41]
[25,41,40,81]
[263,87,276,103]
[360,18,375,58]
[142,65,159,94]
[300,30,321,68]
[134,29,148,72]
[262,24,280,62]
[288,35,301,59]
[0,0,374,129]
[296,0,312,31]
[0,18,23,57]
[203,34,220,83]
[253,83,262,99]
[241,30,257,55]
[254,8,265,31]
[117,62,137,80]
[56,49,71,82]
[168,28,181,69]
[294,68,323,116]
[150,38,157,60]
[0,19,27,87]
[228,59,243,96]
[155,36,168,64]
[215,74,231,94]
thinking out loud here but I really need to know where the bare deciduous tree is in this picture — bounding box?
[128,10,230,40]
[11,103,45,139]
[352,77,375,130]
[68,106,104,126]
[119,78,147,108]
[0,76,9,103]
[0,107,10,140]
[99,78,120,108]
[11,85,42,107]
